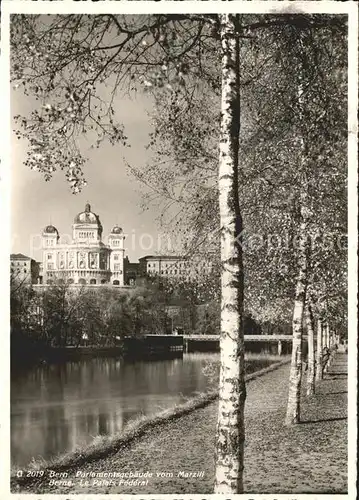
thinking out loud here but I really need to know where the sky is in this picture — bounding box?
[11,89,166,263]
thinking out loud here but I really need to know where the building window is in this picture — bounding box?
[47,254,52,260]
[78,278,86,285]
[101,279,107,284]
[24,269,27,273]
[90,279,96,285]
[113,280,120,286]
[114,254,119,261]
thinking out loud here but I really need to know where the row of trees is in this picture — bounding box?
[11,270,264,346]
[11,282,172,347]
[11,12,347,493]
[135,14,347,432]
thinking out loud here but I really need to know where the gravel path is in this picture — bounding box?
[14,354,348,494]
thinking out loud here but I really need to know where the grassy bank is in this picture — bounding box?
[11,356,290,487]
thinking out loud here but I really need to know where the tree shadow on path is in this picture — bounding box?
[321,391,347,395]
[299,416,347,424]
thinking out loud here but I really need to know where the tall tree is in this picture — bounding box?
[11,13,347,492]
[315,316,324,381]
[305,299,315,395]
[214,14,245,493]
[11,13,246,492]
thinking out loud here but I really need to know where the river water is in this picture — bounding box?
[11,353,219,467]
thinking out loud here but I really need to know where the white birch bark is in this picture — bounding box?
[214,14,246,494]
[315,318,323,381]
[323,322,330,372]
[285,73,309,425]
[305,302,315,395]
[327,324,334,367]
[324,322,329,348]
[285,198,308,425]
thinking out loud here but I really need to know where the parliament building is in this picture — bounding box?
[41,203,126,286]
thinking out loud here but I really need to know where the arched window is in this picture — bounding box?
[67,278,74,284]
[78,278,86,285]
[101,279,107,284]
[90,279,96,285]
[113,280,120,286]
[57,279,65,285]
[46,280,53,285]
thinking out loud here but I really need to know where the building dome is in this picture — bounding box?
[43,224,59,235]
[111,224,123,234]
[74,203,102,226]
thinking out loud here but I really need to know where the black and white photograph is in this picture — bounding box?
[1,0,357,498]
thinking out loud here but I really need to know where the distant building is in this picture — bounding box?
[123,257,140,286]
[40,203,126,286]
[13,206,214,289]
[139,255,212,279]
[139,255,186,278]
[10,254,40,284]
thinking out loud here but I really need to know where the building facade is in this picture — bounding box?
[123,257,140,286]
[10,254,40,284]
[138,255,212,279]
[41,203,125,286]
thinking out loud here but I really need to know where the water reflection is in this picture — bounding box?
[11,353,218,467]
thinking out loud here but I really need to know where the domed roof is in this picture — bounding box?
[111,224,123,234]
[43,224,59,235]
[74,203,102,226]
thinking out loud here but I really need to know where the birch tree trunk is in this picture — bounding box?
[305,302,315,396]
[323,322,331,372]
[214,14,246,494]
[315,318,323,381]
[285,73,309,425]
[285,195,308,425]
[327,323,334,367]
[323,322,329,348]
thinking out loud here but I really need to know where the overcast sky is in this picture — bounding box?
[11,89,166,263]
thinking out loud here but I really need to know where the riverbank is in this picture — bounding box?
[11,337,182,368]
[11,357,289,489]
[12,354,347,494]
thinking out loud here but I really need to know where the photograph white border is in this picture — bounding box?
[1,1,357,500]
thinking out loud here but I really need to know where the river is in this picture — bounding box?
[11,353,219,467]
